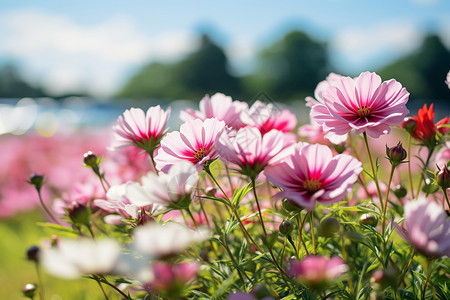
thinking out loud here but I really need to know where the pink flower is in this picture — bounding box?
[110,106,171,153]
[216,127,286,178]
[305,72,345,108]
[180,93,248,129]
[446,70,450,89]
[394,198,450,257]
[288,255,348,287]
[311,71,409,138]
[265,143,362,211]
[435,142,450,169]
[154,118,226,173]
[144,262,200,295]
[241,100,297,135]
[125,161,199,209]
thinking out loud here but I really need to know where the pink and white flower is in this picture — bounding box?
[311,71,409,138]
[126,161,199,209]
[110,106,171,153]
[394,198,450,257]
[216,127,286,178]
[132,222,209,259]
[42,238,121,278]
[154,118,226,173]
[241,100,297,135]
[288,255,348,287]
[180,93,248,129]
[144,262,200,294]
[265,143,362,211]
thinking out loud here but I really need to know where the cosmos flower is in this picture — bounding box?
[132,222,209,259]
[179,93,248,129]
[410,103,449,145]
[394,198,450,258]
[265,143,362,211]
[42,239,121,278]
[126,161,199,209]
[288,255,348,287]
[216,126,286,178]
[144,262,200,295]
[154,118,226,173]
[311,71,409,138]
[446,70,450,89]
[110,106,171,153]
[240,100,297,135]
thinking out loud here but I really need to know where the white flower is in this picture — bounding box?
[42,239,120,278]
[132,222,209,259]
[126,161,199,208]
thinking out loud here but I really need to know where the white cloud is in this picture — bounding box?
[331,21,424,72]
[0,10,197,97]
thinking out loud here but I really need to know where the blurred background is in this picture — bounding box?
[0,0,449,297]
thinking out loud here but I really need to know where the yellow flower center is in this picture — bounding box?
[303,179,321,193]
[357,106,371,118]
[193,148,207,161]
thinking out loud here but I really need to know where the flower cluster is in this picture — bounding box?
[21,71,450,300]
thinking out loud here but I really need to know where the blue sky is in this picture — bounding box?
[0,0,449,97]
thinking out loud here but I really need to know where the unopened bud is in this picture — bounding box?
[22,283,37,299]
[436,165,450,190]
[282,199,303,212]
[83,151,99,168]
[359,213,378,227]
[51,235,59,247]
[26,245,40,263]
[401,117,417,134]
[393,185,407,199]
[318,217,340,237]
[279,220,293,236]
[386,142,407,165]
[28,174,44,191]
[422,178,439,194]
[68,202,91,227]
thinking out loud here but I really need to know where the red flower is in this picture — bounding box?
[411,104,449,143]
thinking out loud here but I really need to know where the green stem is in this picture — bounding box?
[363,132,383,207]
[407,135,415,198]
[96,280,109,300]
[421,259,432,300]
[382,165,396,237]
[100,276,129,299]
[37,190,61,225]
[35,263,45,300]
[441,187,450,209]
[416,147,435,196]
[297,213,309,256]
[205,168,263,253]
[309,212,316,255]
[251,178,292,281]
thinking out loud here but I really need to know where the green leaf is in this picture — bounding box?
[231,182,252,207]
[37,222,78,237]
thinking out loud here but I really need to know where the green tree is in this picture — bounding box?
[0,64,45,98]
[117,34,241,101]
[243,31,331,102]
[377,34,450,101]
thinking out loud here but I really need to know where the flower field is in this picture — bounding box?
[1,71,449,299]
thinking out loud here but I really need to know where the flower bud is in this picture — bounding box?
[26,245,40,263]
[401,117,417,134]
[68,202,91,228]
[393,185,407,199]
[28,174,44,191]
[318,217,340,237]
[22,283,37,299]
[51,235,59,247]
[279,220,293,236]
[436,165,450,190]
[359,213,378,227]
[386,142,407,165]
[422,178,439,194]
[83,151,99,168]
[282,199,303,212]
